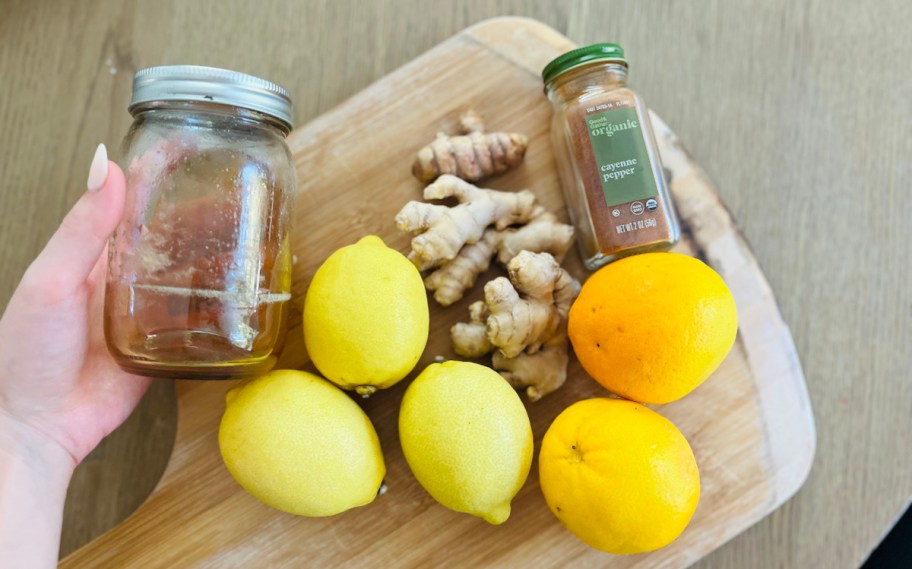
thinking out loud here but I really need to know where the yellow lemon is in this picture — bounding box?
[218,370,385,516]
[539,398,700,554]
[304,235,429,395]
[399,361,533,524]
[569,252,737,404]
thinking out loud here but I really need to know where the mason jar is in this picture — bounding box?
[105,66,296,379]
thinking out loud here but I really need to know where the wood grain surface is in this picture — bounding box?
[58,18,814,568]
[0,1,909,568]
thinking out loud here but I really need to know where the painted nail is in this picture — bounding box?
[86,143,108,192]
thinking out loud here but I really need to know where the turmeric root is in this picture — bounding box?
[451,251,581,400]
[412,111,528,183]
[395,175,537,270]
[457,109,486,135]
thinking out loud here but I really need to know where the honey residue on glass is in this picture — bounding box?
[105,145,292,379]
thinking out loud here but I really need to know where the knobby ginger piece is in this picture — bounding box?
[424,230,499,307]
[494,336,569,402]
[486,251,579,358]
[395,175,537,271]
[451,251,581,401]
[451,301,493,358]
[412,110,528,184]
[423,207,575,306]
[495,209,575,266]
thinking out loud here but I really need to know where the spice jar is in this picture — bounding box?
[105,66,296,379]
[543,43,680,270]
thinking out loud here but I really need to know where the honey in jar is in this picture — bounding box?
[104,66,296,379]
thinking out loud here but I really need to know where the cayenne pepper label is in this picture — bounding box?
[572,98,671,248]
[583,101,659,207]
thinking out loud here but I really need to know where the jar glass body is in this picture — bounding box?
[546,62,680,270]
[104,101,296,379]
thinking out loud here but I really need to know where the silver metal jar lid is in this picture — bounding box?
[129,65,293,130]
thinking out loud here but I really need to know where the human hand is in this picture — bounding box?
[0,144,152,467]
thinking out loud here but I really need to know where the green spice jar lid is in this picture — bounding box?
[541,43,627,85]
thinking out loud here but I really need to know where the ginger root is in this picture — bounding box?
[450,301,493,357]
[412,110,528,184]
[395,175,538,271]
[423,207,575,306]
[484,251,580,358]
[423,232,500,308]
[494,339,568,402]
[397,124,578,400]
[495,208,575,265]
[452,251,581,401]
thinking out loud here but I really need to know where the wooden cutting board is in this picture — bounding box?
[62,17,815,569]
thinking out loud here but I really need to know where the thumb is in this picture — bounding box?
[25,144,126,296]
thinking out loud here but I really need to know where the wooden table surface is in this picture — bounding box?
[0,1,909,567]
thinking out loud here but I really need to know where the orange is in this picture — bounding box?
[568,252,737,404]
[539,398,700,554]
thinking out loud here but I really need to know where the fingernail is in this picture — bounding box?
[86,143,108,192]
